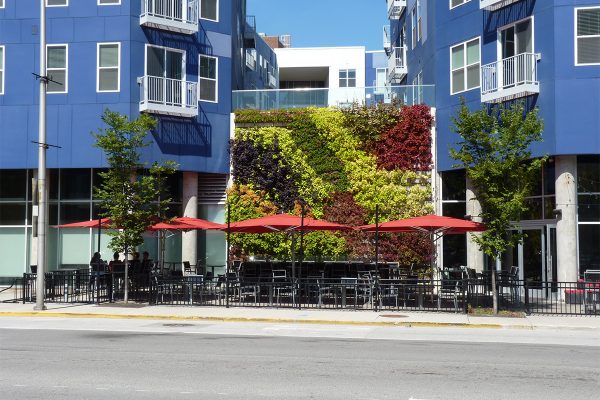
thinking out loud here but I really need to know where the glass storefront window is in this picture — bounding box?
[578,155,600,193]
[579,225,600,274]
[60,169,91,200]
[578,195,600,222]
[0,203,26,225]
[0,170,27,200]
[522,198,543,220]
[441,170,466,201]
[0,227,27,276]
[59,203,91,224]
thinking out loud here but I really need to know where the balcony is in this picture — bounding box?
[480,53,540,103]
[480,0,522,11]
[139,75,198,117]
[245,48,257,71]
[267,70,277,89]
[383,25,391,53]
[387,46,407,84]
[387,0,406,20]
[140,0,198,35]
[232,85,435,111]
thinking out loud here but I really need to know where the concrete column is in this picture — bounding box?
[466,176,485,272]
[555,156,578,283]
[182,172,198,267]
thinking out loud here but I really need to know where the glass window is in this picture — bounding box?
[442,170,466,201]
[47,45,67,93]
[0,1,4,8]
[97,43,120,92]
[579,225,600,273]
[0,46,4,94]
[411,8,417,49]
[578,155,600,193]
[450,0,470,8]
[98,0,120,4]
[0,170,27,201]
[47,0,68,6]
[199,55,218,102]
[60,169,91,200]
[576,7,600,65]
[0,204,26,225]
[450,38,480,94]
[200,0,218,21]
[339,69,356,88]
[578,195,600,222]
[59,203,91,224]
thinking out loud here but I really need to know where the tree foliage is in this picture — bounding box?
[93,110,178,254]
[450,100,545,258]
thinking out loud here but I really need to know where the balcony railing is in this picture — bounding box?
[140,0,198,34]
[387,0,406,20]
[383,25,391,53]
[387,46,407,84]
[480,0,522,11]
[267,71,277,89]
[139,75,198,117]
[232,85,435,111]
[481,52,540,103]
[245,48,257,71]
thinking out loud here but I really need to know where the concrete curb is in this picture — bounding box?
[0,311,529,330]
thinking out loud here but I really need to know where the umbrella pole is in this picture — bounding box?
[375,205,379,270]
[97,218,101,256]
[299,204,305,310]
[226,206,230,309]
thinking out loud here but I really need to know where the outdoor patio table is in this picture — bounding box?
[339,277,357,308]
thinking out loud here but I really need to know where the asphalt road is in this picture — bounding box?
[0,318,599,400]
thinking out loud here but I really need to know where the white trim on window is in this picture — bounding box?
[0,45,4,95]
[200,0,219,22]
[496,16,535,63]
[449,0,471,10]
[97,0,121,5]
[450,36,481,95]
[46,44,68,94]
[0,0,5,9]
[97,42,121,93]
[144,44,187,78]
[199,54,218,103]
[411,7,417,49]
[575,6,600,66]
[46,0,69,7]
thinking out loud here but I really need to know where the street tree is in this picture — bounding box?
[451,100,545,311]
[93,110,177,301]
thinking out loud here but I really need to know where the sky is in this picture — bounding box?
[247,0,388,51]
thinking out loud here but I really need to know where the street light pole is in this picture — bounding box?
[34,0,47,311]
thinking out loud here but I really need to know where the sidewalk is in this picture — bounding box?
[1,289,599,331]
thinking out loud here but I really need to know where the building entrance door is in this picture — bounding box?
[518,225,557,298]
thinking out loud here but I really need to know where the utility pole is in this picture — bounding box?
[34,0,47,311]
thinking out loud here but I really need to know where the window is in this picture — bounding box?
[375,68,386,89]
[450,38,480,94]
[0,46,4,95]
[98,0,120,4]
[411,7,417,49]
[97,43,120,92]
[417,0,422,42]
[46,0,68,6]
[47,45,68,93]
[200,0,218,21]
[501,18,533,60]
[0,1,4,8]
[412,70,423,104]
[339,69,356,88]
[576,7,600,65]
[199,55,217,102]
[450,0,470,9]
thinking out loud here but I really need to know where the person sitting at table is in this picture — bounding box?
[108,252,122,273]
[88,252,105,289]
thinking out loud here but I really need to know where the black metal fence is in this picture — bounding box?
[14,270,600,316]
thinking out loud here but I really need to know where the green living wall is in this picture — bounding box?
[230,104,434,264]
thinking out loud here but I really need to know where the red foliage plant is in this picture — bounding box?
[375,104,433,171]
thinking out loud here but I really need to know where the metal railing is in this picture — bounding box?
[481,52,539,100]
[140,0,198,32]
[267,70,277,88]
[245,48,257,70]
[16,271,599,316]
[387,46,407,83]
[139,75,198,114]
[387,0,407,19]
[383,25,391,52]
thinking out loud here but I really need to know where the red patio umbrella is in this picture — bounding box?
[358,215,486,270]
[224,213,353,289]
[174,217,225,230]
[224,213,353,233]
[56,218,115,256]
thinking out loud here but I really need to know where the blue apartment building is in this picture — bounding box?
[385,0,600,287]
[0,0,276,279]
